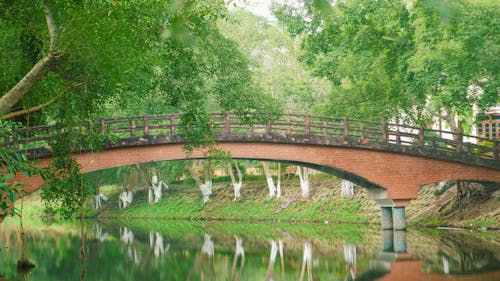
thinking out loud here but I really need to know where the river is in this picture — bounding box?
[1,219,499,280]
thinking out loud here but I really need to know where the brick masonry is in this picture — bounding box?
[13,142,500,203]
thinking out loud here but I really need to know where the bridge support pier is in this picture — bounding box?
[392,207,406,230]
[381,207,393,230]
[377,203,407,230]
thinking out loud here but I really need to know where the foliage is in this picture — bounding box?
[0,119,40,217]
[274,0,499,130]
[219,10,329,114]
[40,154,94,219]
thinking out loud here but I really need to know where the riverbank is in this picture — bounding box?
[16,175,500,229]
[97,175,381,225]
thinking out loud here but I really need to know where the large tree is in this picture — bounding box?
[1,0,275,217]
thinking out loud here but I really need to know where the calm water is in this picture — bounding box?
[0,219,499,281]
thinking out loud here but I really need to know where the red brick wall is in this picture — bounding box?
[13,142,500,201]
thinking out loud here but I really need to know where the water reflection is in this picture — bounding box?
[0,220,499,281]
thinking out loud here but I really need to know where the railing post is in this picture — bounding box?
[130,119,136,138]
[360,126,365,141]
[343,118,349,140]
[305,114,310,135]
[418,127,425,147]
[143,116,149,136]
[225,112,231,135]
[381,122,388,142]
[396,125,401,145]
[100,118,106,135]
[266,120,272,134]
[494,140,499,160]
[323,121,328,137]
[456,132,463,152]
[286,116,291,134]
[170,117,176,135]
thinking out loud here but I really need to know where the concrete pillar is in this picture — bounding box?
[393,230,407,253]
[392,207,406,230]
[382,230,394,252]
[381,207,393,229]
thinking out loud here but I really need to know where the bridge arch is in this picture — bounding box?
[17,142,500,203]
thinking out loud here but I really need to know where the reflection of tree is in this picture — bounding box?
[343,244,356,281]
[187,234,214,281]
[266,240,284,281]
[300,241,313,281]
[17,199,35,275]
[230,236,245,281]
[0,223,3,280]
[120,227,141,266]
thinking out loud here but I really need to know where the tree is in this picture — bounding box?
[407,0,500,134]
[275,0,416,121]
[219,10,329,114]
[2,0,277,216]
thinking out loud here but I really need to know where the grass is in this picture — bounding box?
[103,178,378,225]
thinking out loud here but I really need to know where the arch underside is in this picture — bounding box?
[16,142,500,201]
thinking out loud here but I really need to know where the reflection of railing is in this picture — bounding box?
[3,112,500,161]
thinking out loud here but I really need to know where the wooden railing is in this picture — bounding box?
[3,112,499,161]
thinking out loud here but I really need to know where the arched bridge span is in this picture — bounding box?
[9,112,500,207]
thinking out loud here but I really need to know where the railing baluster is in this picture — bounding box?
[419,127,425,147]
[266,120,272,134]
[100,119,106,135]
[305,114,310,135]
[143,116,149,136]
[381,122,388,142]
[360,125,365,141]
[343,118,349,140]
[130,119,136,138]
[170,117,176,135]
[225,112,231,135]
[323,121,327,137]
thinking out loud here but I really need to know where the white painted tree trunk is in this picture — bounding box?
[300,241,313,281]
[94,193,108,210]
[276,163,282,198]
[262,161,276,198]
[297,166,310,198]
[119,191,133,208]
[228,161,243,200]
[187,160,212,203]
[341,179,354,198]
[149,175,169,204]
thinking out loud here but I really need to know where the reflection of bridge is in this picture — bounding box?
[7,112,500,229]
[372,253,500,281]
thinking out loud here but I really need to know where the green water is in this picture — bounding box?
[0,219,499,280]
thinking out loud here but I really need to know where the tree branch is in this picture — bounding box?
[43,0,57,51]
[2,91,65,120]
[0,52,59,115]
[0,1,60,116]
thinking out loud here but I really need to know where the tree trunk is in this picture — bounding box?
[228,161,243,200]
[276,163,282,198]
[297,166,310,198]
[341,179,354,198]
[262,162,276,198]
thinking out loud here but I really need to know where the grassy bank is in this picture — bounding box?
[98,175,380,225]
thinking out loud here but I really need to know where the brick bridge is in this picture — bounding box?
[7,112,500,228]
